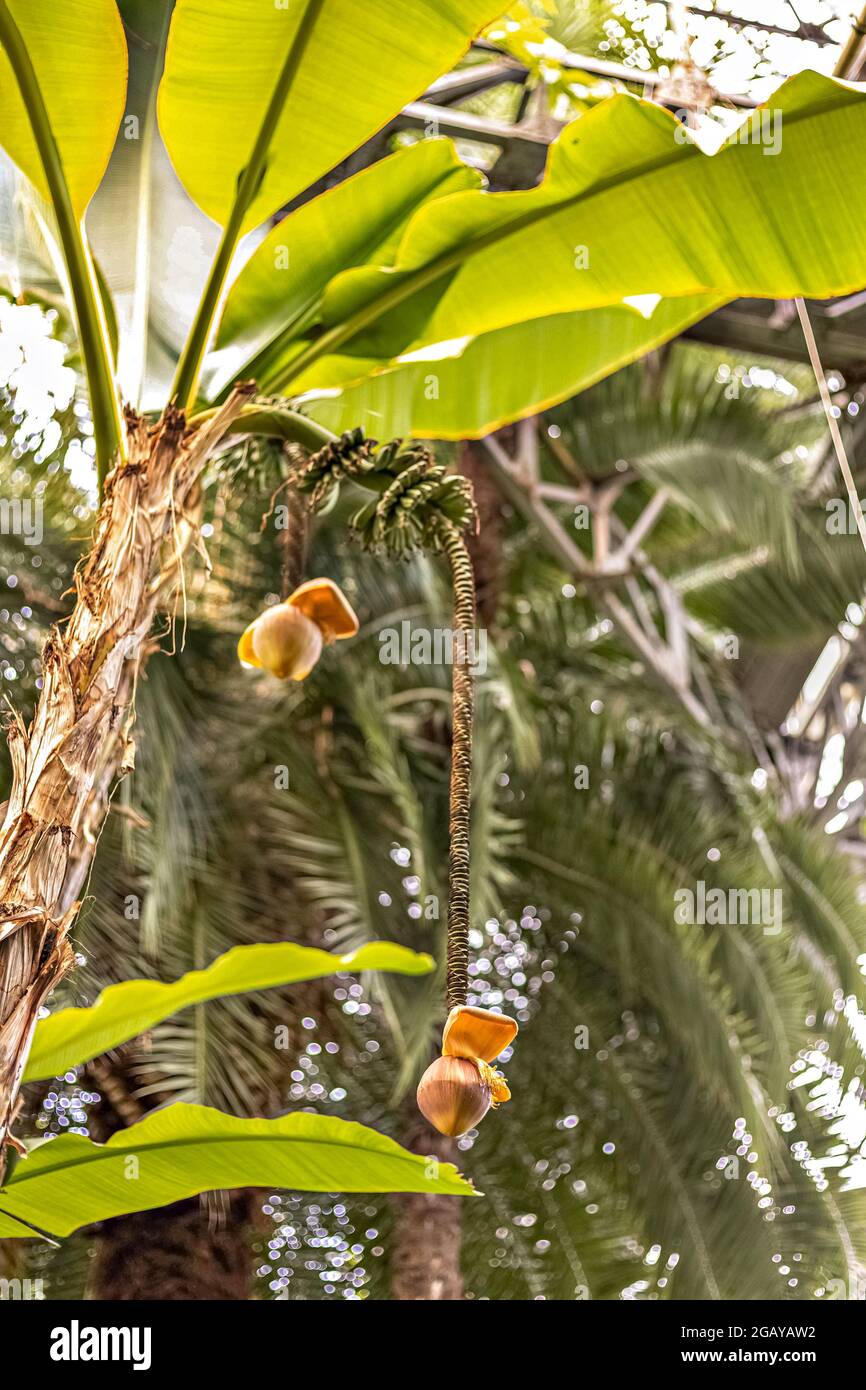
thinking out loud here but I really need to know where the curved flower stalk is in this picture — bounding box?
[278,476,310,599]
[289,428,518,1133]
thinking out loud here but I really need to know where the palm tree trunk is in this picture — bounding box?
[0,387,253,1168]
[391,1115,465,1300]
[89,1193,259,1301]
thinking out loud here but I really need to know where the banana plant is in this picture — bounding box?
[0,0,865,1221]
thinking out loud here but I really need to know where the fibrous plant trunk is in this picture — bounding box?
[391,1114,465,1300]
[0,385,253,1167]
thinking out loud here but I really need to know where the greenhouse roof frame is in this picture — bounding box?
[381,27,866,379]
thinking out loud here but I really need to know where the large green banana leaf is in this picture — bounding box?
[157,0,502,232]
[0,1103,476,1238]
[303,294,726,440]
[316,73,866,362]
[24,939,433,1083]
[213,70,866,433]
[212,138,480,388]
[0,0,127,217]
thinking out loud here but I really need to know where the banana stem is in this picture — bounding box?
[280,475,309,599]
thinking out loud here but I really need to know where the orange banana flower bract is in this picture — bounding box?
[238,579,359,681]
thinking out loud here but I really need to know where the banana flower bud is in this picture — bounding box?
[238,579,358,681]
[417,1005,518,1137]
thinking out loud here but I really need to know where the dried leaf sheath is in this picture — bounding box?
[0,385,254,1160]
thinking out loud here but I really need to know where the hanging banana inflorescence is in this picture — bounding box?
[284,428,519,1137]
[238,443,359,680]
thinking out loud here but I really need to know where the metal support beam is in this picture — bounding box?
[483,430,712,726]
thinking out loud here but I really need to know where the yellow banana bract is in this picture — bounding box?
[287,578,359,642]
[442,1004,518,1063]
[238,579,359,681]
